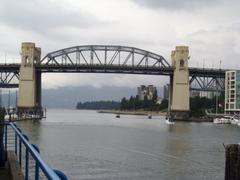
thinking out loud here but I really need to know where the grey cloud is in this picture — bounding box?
[0,0,102,33]
[133,0,222,10]
[185,23,240,69]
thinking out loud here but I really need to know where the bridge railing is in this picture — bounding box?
[4,122,68,180]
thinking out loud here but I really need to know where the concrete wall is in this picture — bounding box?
[170,46,190,116]
[18,42,41,108]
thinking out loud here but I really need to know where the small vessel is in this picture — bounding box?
[213,116,231,124]
[116,114,120,118]
[165,116,174,125]
[5,114,10,120]
[166,102,174,124]
[148,114,152,119]
[230,115,240,125]
[238,122,240,127]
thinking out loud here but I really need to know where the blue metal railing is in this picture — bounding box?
[4,122,68,180]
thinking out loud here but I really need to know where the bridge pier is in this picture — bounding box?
[168,75,173,113]
[170,46,190,120]
[35,71,42,108]
[17,42,42,116]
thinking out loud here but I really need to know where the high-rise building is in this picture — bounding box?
[137,85,146,100]
[225,70,240,114]
[163,84,169,100]
[137,85,157,100]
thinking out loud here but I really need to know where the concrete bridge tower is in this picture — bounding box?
[18,42,42,113]
[170,46,190,120]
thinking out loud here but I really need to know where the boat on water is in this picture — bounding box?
[166,119,175,125]
[213,115,240,126]
[116,114,120,118]
[5,114,18,120]
[230,115,240,125]
[165,103,174,124]
[165,116,175,125]
[213,116,231,124]
[148,114,152,119]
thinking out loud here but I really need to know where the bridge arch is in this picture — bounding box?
[40,45,170,68]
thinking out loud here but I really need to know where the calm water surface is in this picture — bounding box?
[16,109,240,180]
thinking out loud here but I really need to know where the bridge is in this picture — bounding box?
[0,43,227,119]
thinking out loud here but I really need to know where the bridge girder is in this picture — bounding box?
[190,76,225,92]
[0,72,19,88]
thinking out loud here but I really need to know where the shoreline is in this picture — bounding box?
[97,110,213,122]
[97,110,167,116]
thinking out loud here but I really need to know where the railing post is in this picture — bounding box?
[225,144,240,180]
[4,125,7,152]
[0,107,5,167]
[15,132,17,155]
[23,134,29,180]
[17,127,22,167]
[54,169,68,180]
[32,144,40,180]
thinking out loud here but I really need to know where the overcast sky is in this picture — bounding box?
[0,0,239,89]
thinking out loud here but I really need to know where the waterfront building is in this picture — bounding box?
[225,70,240,114]
[163,84,169,100]
[137,85,157,100]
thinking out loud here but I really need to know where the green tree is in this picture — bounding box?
[135,95,142,109]
[190,95,219,117]
[120,97,127,110]
[160,99,168,110]
[129,96,135,110]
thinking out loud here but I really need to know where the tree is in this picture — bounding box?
[135,95,142,109]
[160,99,168,110]
[129,96,135,110]
[120,97,127,110]
[190,95,220,117]
[152,89,158,104]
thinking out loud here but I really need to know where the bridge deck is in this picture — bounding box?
[0,63,226,76]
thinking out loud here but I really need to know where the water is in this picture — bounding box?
[16,109,240,180]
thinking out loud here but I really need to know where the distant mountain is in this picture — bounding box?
[0,86,163,109]
[42,86,136,109]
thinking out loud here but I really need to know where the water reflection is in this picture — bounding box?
[13,109,240,180]
[17,120,43,144]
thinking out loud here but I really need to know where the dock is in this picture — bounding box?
[0,165,9,180]
[0,151,24,180]
[97,110,167,116]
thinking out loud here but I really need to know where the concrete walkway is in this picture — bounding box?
[0,151,25,180]
[0,164,10,180]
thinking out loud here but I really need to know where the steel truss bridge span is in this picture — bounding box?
[0,45,226,91]
[41,45,170,68]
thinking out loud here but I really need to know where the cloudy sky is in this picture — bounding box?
[0,0,239,89]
